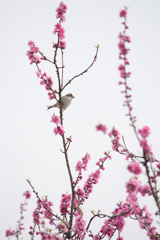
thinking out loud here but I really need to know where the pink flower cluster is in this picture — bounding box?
[60,193,71,216]
[138,126,151,138]
[53,2,67,49]
[6,229,15,237]
[53,23,65,40]
[23,190,31,199]
[54,125,64,136]
[51,115,60,124]
[41,233,62,240]
[83,169,101,199]
[140,139,152,156]
[96,123,107,134]
[27,41,41,64]
[138,126,153,157]
[126,177,159,239]
[56,222,67,233]
[118,9,137,126]
[89,201,132,240]
[36,70,56,100]
[50,115,64,136]
[33,198,54,226]
[100,217,125,238]
[55,2,67,22]
[73,215,86,239]
[75,153,91,172]
[109,127,121,151]
[127,161,142,175]
[126,176,150,197]
[99,201,132,239]
[96,152,112,170]
[119,9,127,18]
[6,190,31,238]
[73,154,91,187]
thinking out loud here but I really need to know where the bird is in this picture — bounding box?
[47,93,75,111]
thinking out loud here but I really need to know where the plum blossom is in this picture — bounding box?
[138,126,151,138]
[127,162,142,175]
[119,9,127,18]
[73,215,86,239]
[55,2,67,22]
[60,193,71,215]
[156,162,160,169]
[53,125,64,136]
[96,123,107,133]
[6,229,15,237]
[23,190,31,199]
[51,115,60,124]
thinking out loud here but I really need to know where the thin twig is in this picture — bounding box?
[62,46,99,91]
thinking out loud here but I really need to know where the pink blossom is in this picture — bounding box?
[118,41,125,51]
[125,60,130,65]
[118,64,125,70]
[94,235,100,240]
[56,222,67,232]
[48,92,55,100]
[56,2,67,22]
[66,137,72,142]
[138,185,150,196]
[156,162,160,169]
[147,226,157,238]
[126,176,141,193]
[75,161,82,171]
[53,127,59,135]
[138,126,151,138]
[118,32,123,39]
[109,127,120,138]
[33,209,41,224]
[117,237,124,240]
[140,139,151,153]
[51,116,60,124]
[53,23,65,39]
[60,193,71,215]
[58,41,66,49]
[114,216,125,233]
[96,123,107,133]
[53,125,64,136]
[34,55,41,63]
[28,40,35,46]
[23,190,31,199]
[118,81,123,85]
[127,162,142,175]
[126,36,131,42]
[58,125,64,135]
[82,153,91,170]
[93,169,101,183]
[73,215,86,239]
[75,188,85,198]
[6,229,15,237]
[53,23,62,34]
[36,70,41,78]
[119,9,127,18]
[40,80,45,85]
[100,219,115,238]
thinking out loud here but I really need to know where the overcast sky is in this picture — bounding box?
[1,0,160,239]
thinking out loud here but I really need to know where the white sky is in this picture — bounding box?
[0,0,160,239]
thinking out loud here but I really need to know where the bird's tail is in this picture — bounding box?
[46,104,55,110]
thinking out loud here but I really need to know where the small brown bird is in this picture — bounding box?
[47,93,75,111]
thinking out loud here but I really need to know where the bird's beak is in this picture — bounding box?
[73,96,75,98]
